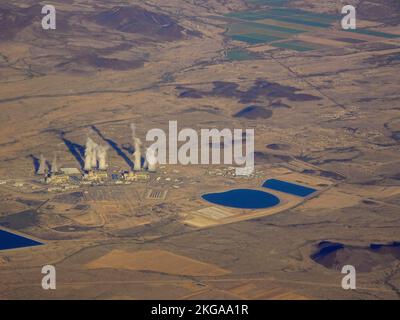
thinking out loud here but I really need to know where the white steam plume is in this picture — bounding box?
[133,138,142,171]
[146,147,158,172]
[37,154,47,175]
[51,153,58,174]
[97,145,109,171]
[84,137,96,171]
[130,123,136,141]
[131,123,142,171]
[91,143,99,169]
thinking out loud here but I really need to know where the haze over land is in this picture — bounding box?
[0,0,399,300]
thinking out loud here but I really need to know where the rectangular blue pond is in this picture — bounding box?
[0,229,42,251]
[262,179,317,197]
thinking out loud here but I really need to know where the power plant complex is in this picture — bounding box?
[37,124,156,189]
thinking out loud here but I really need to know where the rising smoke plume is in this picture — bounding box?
[84,137,96,171]
[51,153,58,174]
[91,143,98,169]
[37,154,47,175]
[85,136,109,171]
[130,123,136,141]
[97,145,109,171]
[131,124,142,171]
[146,147,158,172]
[133,138,142,171]
[84,137,93,171]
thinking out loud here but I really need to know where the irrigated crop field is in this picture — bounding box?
[222,4,400,55]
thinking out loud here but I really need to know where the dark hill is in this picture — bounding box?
[311,241,400,272]
[93,6,184,41]
[358,0,400,25]
[0,4,40,40]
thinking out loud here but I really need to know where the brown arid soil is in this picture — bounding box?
[0,0,399,300]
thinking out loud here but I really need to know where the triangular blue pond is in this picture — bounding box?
[0,229,43,251]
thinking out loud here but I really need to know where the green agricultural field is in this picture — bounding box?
[226,9,335,26]
[225,6,399,48]
[225,8,327,45]
[226,22,304,38]
[271,40,317,51]
[226,49,257,61]
[347,28,400,39]
[240,21,305,34]
[269,8,338,23]
[231,33,283,44]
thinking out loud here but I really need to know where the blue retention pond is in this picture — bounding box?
[0,229,42,251]
[202,189,280,209]
[262,179,317,197]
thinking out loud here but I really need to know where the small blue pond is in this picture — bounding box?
[202,189,280,209]
[262,179,317,197]
[0,229,42,251]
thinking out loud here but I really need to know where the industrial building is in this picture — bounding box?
[38,126,157,190]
